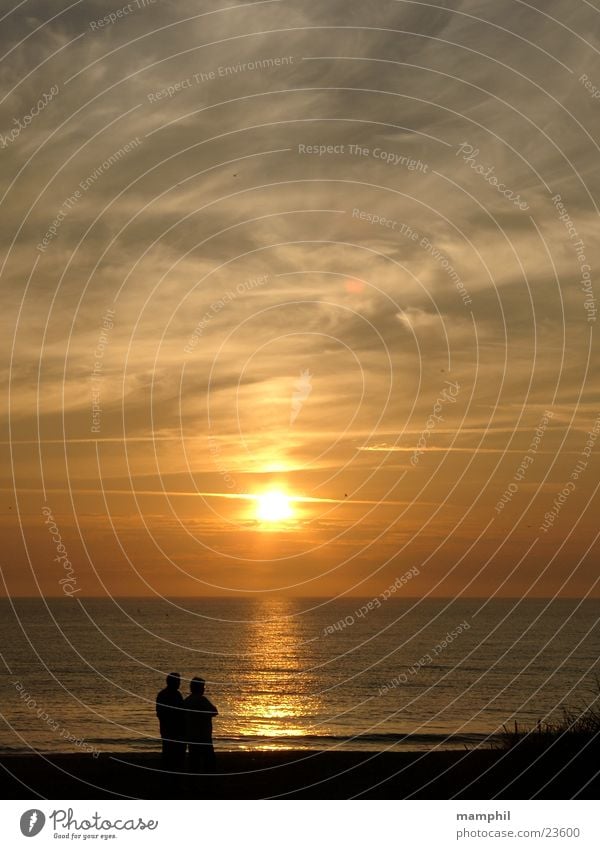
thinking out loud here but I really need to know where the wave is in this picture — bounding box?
[215,731,496,745]
[0,731,500,756]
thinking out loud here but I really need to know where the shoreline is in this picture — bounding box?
[1,747,598,799]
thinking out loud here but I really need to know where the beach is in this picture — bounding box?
[1,747,598,800]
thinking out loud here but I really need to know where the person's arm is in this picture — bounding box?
[206,699,218,717]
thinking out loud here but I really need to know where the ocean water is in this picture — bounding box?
[0,598,599,754]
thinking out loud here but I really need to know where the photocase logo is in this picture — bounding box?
[290,369,312,425]
[20,810,45,837]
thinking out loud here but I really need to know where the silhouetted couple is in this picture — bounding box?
[156,673,218,774]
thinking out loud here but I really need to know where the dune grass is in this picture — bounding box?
[498,700,600,753]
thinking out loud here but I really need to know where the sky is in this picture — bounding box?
[1,0,599,598]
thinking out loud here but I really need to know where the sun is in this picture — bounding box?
[256,490,294,522]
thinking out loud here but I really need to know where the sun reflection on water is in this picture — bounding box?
[231,598,321,745]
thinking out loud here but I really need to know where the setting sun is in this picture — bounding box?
[256,491,294,522]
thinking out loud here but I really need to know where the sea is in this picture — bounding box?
[0,598,598,755]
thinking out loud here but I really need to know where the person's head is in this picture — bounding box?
[166,672,181,690]
[190,676,205,695]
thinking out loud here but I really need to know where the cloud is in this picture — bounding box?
[1,0,598,595]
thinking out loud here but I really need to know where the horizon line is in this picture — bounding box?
[2,595,597,601]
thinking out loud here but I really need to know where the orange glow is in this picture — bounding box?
[256,490,294,522]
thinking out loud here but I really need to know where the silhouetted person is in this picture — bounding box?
[156,672,185,770]
[184,676,218,774]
